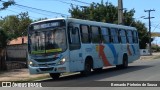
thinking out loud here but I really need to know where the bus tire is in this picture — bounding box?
[116,54,128,69]
[122,54,128,68]
[93,68,103,72]
[49,73,60,79]
[81,58,93,76]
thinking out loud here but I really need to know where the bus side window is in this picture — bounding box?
[119,29,127,43]
[127,30,133,44]
[80,25,90,43]
[110,28,119,43]
[133,31,138,43]
[69,27,81,50]
[91,26,101,43]
[101,27,110,43]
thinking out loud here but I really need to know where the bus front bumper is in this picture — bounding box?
[28,65,69,74]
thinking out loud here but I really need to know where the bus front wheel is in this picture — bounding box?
[49,73,60,79]
[81,60,92,76]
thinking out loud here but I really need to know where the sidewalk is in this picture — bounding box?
[0,52,160,81]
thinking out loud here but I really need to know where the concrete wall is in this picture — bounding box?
[6,44,27,61]
[140,49,150,56]
[6,44,28,69]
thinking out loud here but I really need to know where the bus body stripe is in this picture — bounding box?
[131,45,136,55]
[127,44,132,56]
[98,45,111,66]
[107,44,118,65]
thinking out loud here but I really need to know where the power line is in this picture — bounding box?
[152,23,160,32]
[13,6,55,17]
[0,0,69,17]
[5,9,38,19]
[52,0,81,6]
[71,0,90,5]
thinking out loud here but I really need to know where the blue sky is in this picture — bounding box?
[0,0,160,44]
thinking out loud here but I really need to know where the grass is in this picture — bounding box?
[153,55,160,59]
[13,74,50,82]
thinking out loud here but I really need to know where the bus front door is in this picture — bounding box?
[68,24,82,72]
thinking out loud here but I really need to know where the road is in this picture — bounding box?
[2,58,160,90]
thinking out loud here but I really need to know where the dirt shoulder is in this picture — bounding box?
[139,52,160,60]
[0,69,49,81]
[0,52,160,81]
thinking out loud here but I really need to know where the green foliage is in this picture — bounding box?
[0,29,8,48]
[0,12,32,40]
[0,0,15,10]
[131,21,150,49]
[33,18,48,22]
[151,44,160,52]
[0,0,15,47]
[69,1,150,49]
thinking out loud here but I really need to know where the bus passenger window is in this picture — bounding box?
[70,27,80,44]
[127,30,133,43]
[80,25,90,43]
[91,26,101,43]
[119,29,127,43]
[101,27,110,43]
[133,31,138,43]
[110,28,119,43]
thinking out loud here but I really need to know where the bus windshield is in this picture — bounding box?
[28,20,67,55]
[29,28,66,55]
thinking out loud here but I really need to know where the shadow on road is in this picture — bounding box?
[40,64,153,82]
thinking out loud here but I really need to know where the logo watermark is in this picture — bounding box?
[1,82,42,87]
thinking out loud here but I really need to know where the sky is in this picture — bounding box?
[0,0,160,44]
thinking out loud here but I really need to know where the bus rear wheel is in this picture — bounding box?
[116,54,128,69]
[49,73,60,79]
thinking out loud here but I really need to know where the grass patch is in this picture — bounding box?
[153,55,160,59]
[13,74,50,82]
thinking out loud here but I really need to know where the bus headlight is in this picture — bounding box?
[57,58,66,65]
[28,61,38,67]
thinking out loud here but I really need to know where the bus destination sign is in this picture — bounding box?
[33,22,60,30]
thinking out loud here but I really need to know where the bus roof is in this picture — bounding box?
[31,17,137,30]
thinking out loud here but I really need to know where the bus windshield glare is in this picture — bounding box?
[28,20,67,55]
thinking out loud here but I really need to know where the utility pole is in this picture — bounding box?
[118,0,123,24]
[144,9,155,55]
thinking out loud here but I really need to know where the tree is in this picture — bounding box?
[33,18,48,22]
[0,0,15,10]
[0,12,32,40]
[131,20,152,49]
[0,0,15,71]
[69,1,150,49]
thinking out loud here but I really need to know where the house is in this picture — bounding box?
[6,36,28,69]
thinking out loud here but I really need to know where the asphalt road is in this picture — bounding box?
[2,58,160,90]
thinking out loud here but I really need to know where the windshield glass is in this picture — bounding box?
[29,28,66,55]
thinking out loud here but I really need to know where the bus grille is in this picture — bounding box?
[38,63,56,67]
[39,68,54,71]
[34,57,58,62]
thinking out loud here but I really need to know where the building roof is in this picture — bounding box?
[8,36,27,45]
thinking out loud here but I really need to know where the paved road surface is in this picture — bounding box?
[2,58,160,90]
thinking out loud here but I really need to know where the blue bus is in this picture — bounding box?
[28,18,140,79]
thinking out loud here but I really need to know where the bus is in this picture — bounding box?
[28,18,140,79]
